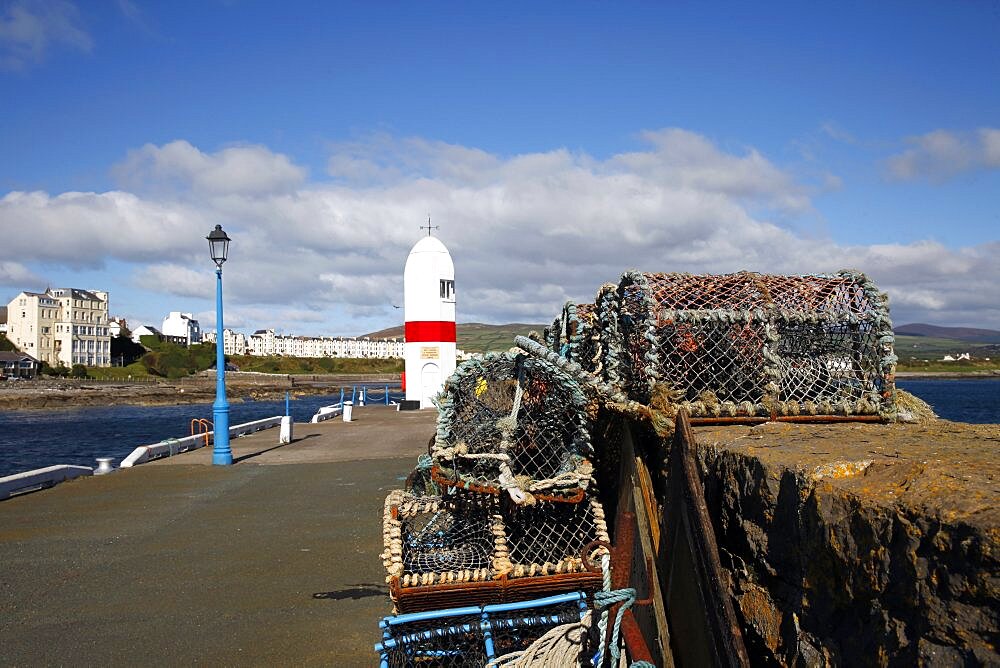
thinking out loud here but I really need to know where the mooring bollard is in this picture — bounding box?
[95,457,115,475]
[279,415,293,444]
[343,400,353,422]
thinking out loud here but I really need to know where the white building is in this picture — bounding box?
[132,325,162,344]
[202,328,248,356]
[204,327,405,359]
[161,312,202,346]
[108,318,127,338]
[6,288,111,367]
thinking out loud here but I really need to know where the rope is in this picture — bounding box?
[485,611,592,667]
[595,552,612,666]
[594,587,637,668]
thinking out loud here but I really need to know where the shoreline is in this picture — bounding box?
[895,370,1000,380]
[0,374,398,411]
[1,370,995,411]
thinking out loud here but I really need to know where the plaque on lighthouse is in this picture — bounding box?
[403,230,456,408]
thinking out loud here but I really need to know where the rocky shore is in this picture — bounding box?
[0,373,398,411]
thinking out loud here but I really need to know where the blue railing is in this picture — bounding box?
[310,385,404,422]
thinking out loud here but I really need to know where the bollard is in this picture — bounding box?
[95,457,115,475]
[279,415,293,444]
[359,387,366,407]
[343,401,353,422]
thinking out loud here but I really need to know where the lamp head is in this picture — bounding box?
[206,225,231,268]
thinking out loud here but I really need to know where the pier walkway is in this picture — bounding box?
[0,406,436,667]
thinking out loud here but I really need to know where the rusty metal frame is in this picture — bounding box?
[661,410,750,667]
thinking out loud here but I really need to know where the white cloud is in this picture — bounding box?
[0,260,42,286]
[0,0,91,71]
[0,190,206,266]
[114,140,307,196]
[134,263,210,299]
[886,128,1000,181]
[2,131,999,333]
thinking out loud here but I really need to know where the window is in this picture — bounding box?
[439,279,455,300]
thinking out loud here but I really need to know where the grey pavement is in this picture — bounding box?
[0,406,437,667]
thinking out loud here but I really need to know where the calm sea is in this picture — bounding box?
[0,380,996,479]
[895,377,999,425]
[0,387,400,478]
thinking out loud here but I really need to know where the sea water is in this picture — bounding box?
[0,380,995,479]
[896,378,999,425]
[0,389,399,478]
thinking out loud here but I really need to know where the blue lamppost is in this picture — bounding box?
[207,224,232,466]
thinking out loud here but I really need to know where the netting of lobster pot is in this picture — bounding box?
[375,591,590,668]
[501,497,610,582]
[382,491,609,613]
[431,352,595,502]
[614,270,897,418]
[382,491,498,592]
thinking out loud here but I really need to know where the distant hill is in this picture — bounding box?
[363,322,547,353]
[895,323,1000,344]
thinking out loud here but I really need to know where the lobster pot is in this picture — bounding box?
[502,497,610,584]
[383,491,608,613]
[382,491,501,610]
[375,592,590,668]
[555,300,601,374]
[614,270,897,418]
[592,281,628,389]
[545,315,561,354]
[432,352,595,502]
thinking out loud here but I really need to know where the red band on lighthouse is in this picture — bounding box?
[405,321,457,343]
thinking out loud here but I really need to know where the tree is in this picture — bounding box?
[71,364,88,378]
[111,335,146,366]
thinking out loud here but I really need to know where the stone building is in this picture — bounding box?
[5,288,111,368]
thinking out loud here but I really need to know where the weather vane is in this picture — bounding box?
[420,215,439,237]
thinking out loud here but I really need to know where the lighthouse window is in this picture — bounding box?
[440,279,455,300]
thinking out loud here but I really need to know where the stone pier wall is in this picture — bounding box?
[689,421,998,666]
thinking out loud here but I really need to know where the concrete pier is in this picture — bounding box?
[0,406,436,666]
[3,405,996,665]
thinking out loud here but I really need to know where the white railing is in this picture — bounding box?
[120,416,284,467]
[0,465,93,500]
[310,404,344,423]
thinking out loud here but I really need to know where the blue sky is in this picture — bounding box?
[1,0,998,335]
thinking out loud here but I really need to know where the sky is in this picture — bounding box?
[1,0,998,336]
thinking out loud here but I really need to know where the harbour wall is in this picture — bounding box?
[666,420,999,666]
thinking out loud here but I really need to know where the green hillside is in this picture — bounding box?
[894,334,997,360]
[363,322,547,353]
[894,323,1000,344]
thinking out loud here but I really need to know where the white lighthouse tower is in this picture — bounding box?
[403,230,456,408]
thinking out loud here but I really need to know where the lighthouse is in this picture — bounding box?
[403,233,456,408]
